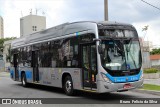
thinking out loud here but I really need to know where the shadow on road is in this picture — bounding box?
[14,83,134,100]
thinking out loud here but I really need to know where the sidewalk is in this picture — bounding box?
[144,78,160,86]
[132,78,160,96]
[0,71,10,77]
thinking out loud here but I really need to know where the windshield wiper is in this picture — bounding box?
[109,38,129,70]
[129,52,137,68]
[125,38,132,60]
[109,38,124,53]
[125,38,137,69]
[126,38,133,52]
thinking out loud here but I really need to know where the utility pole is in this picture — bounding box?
[104,0,108,21]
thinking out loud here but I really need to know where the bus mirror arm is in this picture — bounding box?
[98,45,103,54]
[93,38,101,41]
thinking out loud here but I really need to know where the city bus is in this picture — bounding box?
[10,21,143,95]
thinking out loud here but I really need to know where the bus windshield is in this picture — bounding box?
[99,29,138,38]
[100,38,141,71]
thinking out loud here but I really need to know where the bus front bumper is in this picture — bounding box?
[97,78,143,93]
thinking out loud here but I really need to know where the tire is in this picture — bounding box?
[64,76,74,96]
[21,73,28,87]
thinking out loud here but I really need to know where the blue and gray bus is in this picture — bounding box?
[10,21,143,95]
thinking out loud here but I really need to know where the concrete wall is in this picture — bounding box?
[142,52,151,68]
[0,60,5,72]
[151,60,160,66]
[144,73,160,79]
[3,40,12,71]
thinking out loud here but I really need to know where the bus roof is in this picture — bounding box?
[11,21,135,49]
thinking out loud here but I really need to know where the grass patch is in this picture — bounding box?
[143,68,159,73]
[142,84,160,91]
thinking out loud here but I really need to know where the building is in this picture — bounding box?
[3,40,12,71]
[150,55,160,66]
[152,45,160,49]
[0,16,4,38]
[20,15,46,37]
[142,41,153,51]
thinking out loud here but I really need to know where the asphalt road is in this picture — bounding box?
[0,72,160,107]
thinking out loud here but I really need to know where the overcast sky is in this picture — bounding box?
[0,0,160,46]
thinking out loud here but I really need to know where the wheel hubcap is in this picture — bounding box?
[66,80,71,92]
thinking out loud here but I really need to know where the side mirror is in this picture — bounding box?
[98,45,103,54]
[0,54,3,57]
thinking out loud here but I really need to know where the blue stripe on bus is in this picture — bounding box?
[106,70,142,83]
[25,71,32,80]
[10,69,32,80]
[19,71,32,80]
[10,69,14,78]
[19,71,21,78]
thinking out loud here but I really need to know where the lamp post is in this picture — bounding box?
[104,0,108,21]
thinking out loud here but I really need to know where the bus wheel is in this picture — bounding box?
[64,76,74,96]
[22,73,28,87]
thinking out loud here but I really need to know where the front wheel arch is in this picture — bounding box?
[63,75,74,96]
[21,72,28,87]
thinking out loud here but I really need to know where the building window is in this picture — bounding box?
[32,26,37,31]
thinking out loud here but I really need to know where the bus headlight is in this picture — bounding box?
[101,73,111,83]
[140,72,143,80]
[139,69,143,80]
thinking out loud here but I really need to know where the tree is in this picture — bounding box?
[0,37,17,60]
[150,48,160,55]
[0,37,16,52]
[6,46,11,62]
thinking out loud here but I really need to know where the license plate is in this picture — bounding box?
[123,84,131,89]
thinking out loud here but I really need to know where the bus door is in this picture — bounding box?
[81,43,97,90]
[13,54,19,81]
[32,51,39,82]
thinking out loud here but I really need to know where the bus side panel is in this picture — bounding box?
[39,68,54,86]
[19,67,33,83]
[10,66,20,81]
[38,68,82,90]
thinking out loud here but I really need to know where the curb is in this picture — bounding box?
[0,72,10,77]
[132,89,160,96]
